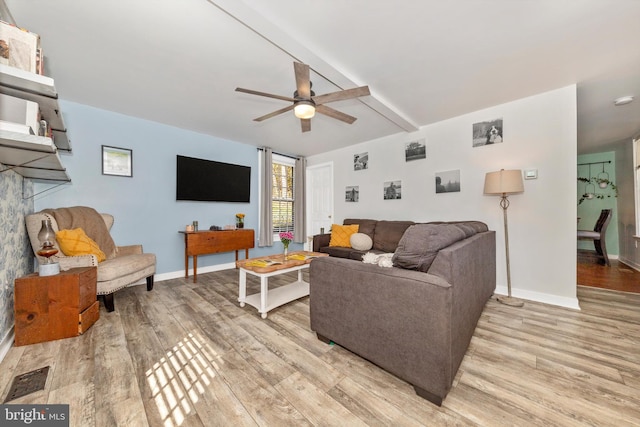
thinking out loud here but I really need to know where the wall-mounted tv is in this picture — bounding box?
[176,155,251,202]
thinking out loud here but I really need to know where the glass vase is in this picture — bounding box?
[283,246,288,261]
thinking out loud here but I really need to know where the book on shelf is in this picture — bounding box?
[0,20,41,74]
[244,259,283,267]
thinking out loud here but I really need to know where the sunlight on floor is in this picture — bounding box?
[146,332,222,427]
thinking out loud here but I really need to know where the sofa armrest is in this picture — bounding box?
[312,233,331,252]
[53,254,98,270]
[117,244,143,256]
[309,257,454,398]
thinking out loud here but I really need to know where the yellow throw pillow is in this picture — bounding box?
[329,224,360,247]
[56,228,107,262]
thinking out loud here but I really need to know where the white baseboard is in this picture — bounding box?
[154,262,236,283]
[128,262,237,286]
[494,286,581,310]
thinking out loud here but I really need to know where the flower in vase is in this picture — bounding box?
[279,231,294,248]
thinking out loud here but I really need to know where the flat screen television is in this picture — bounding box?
[176,155,251,202]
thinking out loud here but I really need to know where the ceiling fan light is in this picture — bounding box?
[294,101,315,119]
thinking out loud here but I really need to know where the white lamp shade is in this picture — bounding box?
[484,169,524,195]
[294,101,315,119]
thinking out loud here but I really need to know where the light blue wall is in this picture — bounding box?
[577,152,618,256]
[34,100,300,278]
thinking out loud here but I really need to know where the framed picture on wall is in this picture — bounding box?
[383,180,401,200]
[345,186,359,202]
[102,145,133,177]
[354,152,368,171]
[435,170,461,193]
[472,118,503,147]
[405,139,426,161]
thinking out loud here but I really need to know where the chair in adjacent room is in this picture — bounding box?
[26,207,156,312]
[577,209,612,266]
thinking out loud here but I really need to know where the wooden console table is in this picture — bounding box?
[180,229,255,283]
[14,267,99,346]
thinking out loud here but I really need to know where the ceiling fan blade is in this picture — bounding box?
[312,86,370,105]
[315,104,357,124]
[236,87,295,102]
[301,119,311,132]
[254,105,295,122]
[294,62,311,98]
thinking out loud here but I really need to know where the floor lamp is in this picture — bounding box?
[484,169,524,307]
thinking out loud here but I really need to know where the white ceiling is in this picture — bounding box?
[5,0,640,157]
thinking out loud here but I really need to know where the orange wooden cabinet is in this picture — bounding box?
[14,267,99,346]
[180,229,255,283]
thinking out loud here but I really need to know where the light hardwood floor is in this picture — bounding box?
[1,269,639,426]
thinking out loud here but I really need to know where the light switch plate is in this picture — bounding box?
[524,169,538,180]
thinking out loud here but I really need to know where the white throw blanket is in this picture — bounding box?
[361,252,394,268]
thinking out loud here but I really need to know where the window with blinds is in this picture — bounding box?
[272,160,294,233]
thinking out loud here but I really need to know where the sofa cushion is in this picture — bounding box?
[323,246,354,258]
[56,228,106,262]
[344,219,377,241]
[373,221,415,252]
[392,223,470,272]
[98,253,156,282]
[448,221,489,236]
[350,233,373,251]
[329,224,360,247]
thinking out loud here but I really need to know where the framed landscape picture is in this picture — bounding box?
[102,145,133,177]
[435,170,460,193]
[405,139,426,161]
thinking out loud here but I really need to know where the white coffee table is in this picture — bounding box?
[237,251,326,319]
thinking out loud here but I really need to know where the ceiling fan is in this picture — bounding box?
[235,62,370,132]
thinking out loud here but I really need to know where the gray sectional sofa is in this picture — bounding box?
[309,219,496,405]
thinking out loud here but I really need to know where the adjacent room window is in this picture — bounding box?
[272,154,295,234]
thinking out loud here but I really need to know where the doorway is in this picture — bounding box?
[306,162,334,249]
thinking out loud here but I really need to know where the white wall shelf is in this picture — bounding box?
[0,130,70,182]
[0,64,71,182]
[0,64,71,151]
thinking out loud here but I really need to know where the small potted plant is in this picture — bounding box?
[236,213,245,228]
[279,231,293,260]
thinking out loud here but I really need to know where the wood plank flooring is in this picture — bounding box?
[578,250,640,294]
[1,268,639,426]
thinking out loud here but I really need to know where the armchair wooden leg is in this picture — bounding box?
[102,294,115,312]
[146,275,154,291]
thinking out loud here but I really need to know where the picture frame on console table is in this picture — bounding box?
[102,145,133,177]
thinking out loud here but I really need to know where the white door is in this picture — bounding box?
[306,162,334,249]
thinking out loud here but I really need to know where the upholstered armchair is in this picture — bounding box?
[25,209,156,312]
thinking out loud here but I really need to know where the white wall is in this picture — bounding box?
[615,137,640,269]
[308,85,579,308]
